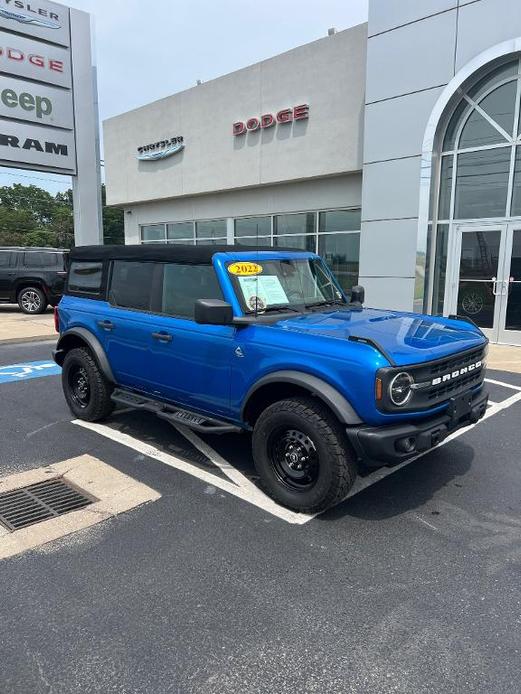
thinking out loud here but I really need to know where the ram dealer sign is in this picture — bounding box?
[0,0,88,174]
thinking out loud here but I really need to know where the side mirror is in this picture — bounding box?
[349,285,365,308]
[194,299,234,325]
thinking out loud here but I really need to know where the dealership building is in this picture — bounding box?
[104,0,521,345]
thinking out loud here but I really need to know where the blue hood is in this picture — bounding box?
[272,307,487,366]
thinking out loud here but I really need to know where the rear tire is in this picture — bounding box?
[18,286,47,314]
[252,396,357,512]
[62,347,114,421]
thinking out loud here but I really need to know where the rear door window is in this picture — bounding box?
[23,252,60,268]
[68,261,104,295]
[0,252,14,268]
[109,261,157,311]
[161,263,223,319]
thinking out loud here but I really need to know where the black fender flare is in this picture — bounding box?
[242,370,362,425]
[54,328,115,383]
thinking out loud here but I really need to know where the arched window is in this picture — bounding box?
[430,58,521,314]
[438,59,521,222]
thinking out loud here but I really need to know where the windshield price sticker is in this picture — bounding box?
[228,262,263,276]
[238,275,289,310]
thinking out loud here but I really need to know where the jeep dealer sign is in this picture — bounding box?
[0,74,73,128]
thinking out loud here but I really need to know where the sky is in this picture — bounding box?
[0,0,368,194]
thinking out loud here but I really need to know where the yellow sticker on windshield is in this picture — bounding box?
[228,262,263,276]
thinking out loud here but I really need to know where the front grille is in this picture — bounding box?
[0,479,93,532]
[377,344,487,413]
[427,346,484,378]
[413,345,487,409]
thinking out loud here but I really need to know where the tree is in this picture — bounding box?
[0,184,56,226]
[0,182,124,248]
[101,184,124,245]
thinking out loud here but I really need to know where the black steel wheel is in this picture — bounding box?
[62,347,114,421]
[268,428,319,491]
[252,396,357,512]
[68,364,91,409]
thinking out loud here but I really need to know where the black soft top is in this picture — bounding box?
[69,244,295,265]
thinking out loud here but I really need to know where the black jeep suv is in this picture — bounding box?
[0,247,69,314]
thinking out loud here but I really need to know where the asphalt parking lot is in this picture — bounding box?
[1,341,521,693]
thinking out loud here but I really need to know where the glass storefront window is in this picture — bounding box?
[432,224,449,315]
[195,219,227,240]
[319,209,361,233]
[467,60,518,101]
[318,232,360,293]
[141,224,166,242]
[479,81,516,136]
[510,146,521,216]
[274,235,315,251]
[235,216,271,239]
[195,237,227,245]
[459,110,505,149]
[167,222,194,241]
[274,213,315,236]
[454,147,511,219]
[237,236,271,246]
[443,99,470,151]
[438,156,453,220]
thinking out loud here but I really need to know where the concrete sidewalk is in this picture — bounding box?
[488,344,521,374]
[0,305,55,345]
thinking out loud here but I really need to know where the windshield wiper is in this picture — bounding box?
[262,304,304,314]
[305,299,347,310]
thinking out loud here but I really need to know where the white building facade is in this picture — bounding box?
[104,0,521,345]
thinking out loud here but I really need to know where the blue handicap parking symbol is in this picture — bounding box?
[0,360,62,385]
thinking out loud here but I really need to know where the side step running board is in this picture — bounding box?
[111,389,243,435]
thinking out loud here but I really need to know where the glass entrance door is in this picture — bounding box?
[449,225,507,342]
[498,226,521,344]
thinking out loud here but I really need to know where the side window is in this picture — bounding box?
[109,261,156,311]
[68,261,103,295]
[0,252,13,268]
[24,252,53,268]
[162,263,223,319]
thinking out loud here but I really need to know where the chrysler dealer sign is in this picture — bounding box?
[0,0,77,173]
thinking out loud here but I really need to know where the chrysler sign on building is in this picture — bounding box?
[0,0,103,245]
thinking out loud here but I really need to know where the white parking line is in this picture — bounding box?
[72,420,313,525]
[485,377,521,391]
[73,377,521,526]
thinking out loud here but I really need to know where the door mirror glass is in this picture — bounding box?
[194,299,233,325]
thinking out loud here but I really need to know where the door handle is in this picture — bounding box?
[97,320,114,331]
[491,277,500,296]
[152,331,173,343]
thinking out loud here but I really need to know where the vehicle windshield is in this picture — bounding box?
[228,258,346,314]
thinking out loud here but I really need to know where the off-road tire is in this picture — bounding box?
[62,347,114,421]
[18,286,47,314]
[252,396,357,512]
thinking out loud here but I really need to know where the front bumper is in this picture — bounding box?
[346,388,488,467]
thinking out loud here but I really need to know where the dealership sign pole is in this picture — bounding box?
[0,0,102,245]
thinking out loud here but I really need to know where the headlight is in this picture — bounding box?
[389,372,414,406]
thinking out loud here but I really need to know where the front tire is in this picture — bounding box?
[252,396,357,512]
[62,347,114,421]
[18,286,47,314]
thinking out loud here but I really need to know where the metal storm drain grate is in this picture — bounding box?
[0,479,93,532]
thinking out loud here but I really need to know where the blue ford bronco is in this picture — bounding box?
[54,245,489,512]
